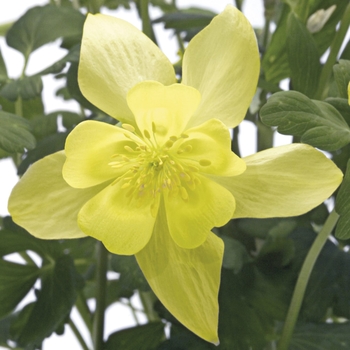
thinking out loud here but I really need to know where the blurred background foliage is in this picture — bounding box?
[1,0,350,349]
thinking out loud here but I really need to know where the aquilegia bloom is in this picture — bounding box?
[8,5,343,343]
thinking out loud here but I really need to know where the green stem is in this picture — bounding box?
[88,0,102,13]
[15,97,23,117]
[72,0,80,10]
[262,19,270,55]
[278,210,339,350]
[139,290,160,322]
[92,242,108,350]
[314,3,350,100]
[69,318,90,350]
[125,299,140,325]
[176,33,185,57]
[139,0,157,44]
[76,292,93,333]
[234,0,243,12]
[231,126,241,157]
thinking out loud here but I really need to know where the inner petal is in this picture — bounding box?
[126,81,201,146]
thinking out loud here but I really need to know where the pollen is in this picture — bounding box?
[108,124,210,214]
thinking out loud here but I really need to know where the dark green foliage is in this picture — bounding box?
[335,160,350,240]
[153,8,216,41]
[6,5,84,58]
[0,260,39,319]
[105,322,165,350]
[260,91,350,151]
[290,322,350,349]
[333,60,350,99]
[286,13,321,98]
[0,111,36,152]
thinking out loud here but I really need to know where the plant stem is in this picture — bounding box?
[231,126,241,157]
[139,290,160,322]
[278,210,339,350]
[76,292,93,333]
[314,3,350,100]
[92,242,108,350]
[69,318,90,350]
[139,0,157,44]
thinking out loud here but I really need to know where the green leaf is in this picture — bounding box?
[110,255,149,292]
[218,269,275,349]
[0,47,8,82]
[221,236,252,273]
[333,60,350,99]
[0,217,61,259]
[18,132,67,175]
[6,5,84,58]
[290,322,350,349]
[0,260,39,319]
[0,313,16,347]
[158,325,214,350]
[105,322,165,350]
[262,5,291,83]
[260,91,350,151]
[287,13,321,98]
[262,1,347,83]
[335,159,350,240]
[15,255,80,347]
[152,8,215,41]
[0,111,36,152]
[36,44,80,76]
[326,97,350,126]
[284,0,311,21]
[0,75,43,101]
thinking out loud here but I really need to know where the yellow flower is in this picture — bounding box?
[8,5,343,344]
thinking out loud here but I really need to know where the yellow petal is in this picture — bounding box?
[63,120,138,188]
[214,144,343,218]
[136,205,223,344]
[164,174,235,249]
[180,118,246,177]
[8,151,105,239]
[79,14,176,124]
[127,81,201,145]
[78,180,157,255]
[182,5,260,128]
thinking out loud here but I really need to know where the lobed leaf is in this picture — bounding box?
[6,5,84,58]
[260,90,350,151]
[15,255,80,347]
[0,75,43,102]
[0,111,36,152]
[0,260,39,319]
[333,60,350,99]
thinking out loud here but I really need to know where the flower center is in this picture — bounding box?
[108,123,211,215]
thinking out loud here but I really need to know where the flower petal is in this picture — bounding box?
[213,144,343,218]
[136,205,223,344]
[127,81,201,145]
[8,151,105,239]
[164,174,235,249]
[63,120,139,188]
[179,118,246,177]
[182,5,260,128]
[79,14,176,123]
[78,180,157,255]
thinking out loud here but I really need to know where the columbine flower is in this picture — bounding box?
[8,5,342,343]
